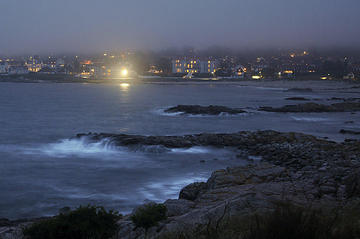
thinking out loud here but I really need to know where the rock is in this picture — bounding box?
[179,182,207,201]
[285,88,313,92]
[318,167,327,172]
[0,218,11,227]
[285,97,310,101]
[340,129,360,135]
[259,102,360,113]
[344,171,360,198]
[164,199,195,217]
[164,105,246,115]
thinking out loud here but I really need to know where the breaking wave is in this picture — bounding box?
[291,116,328,122]
[31,138,122,158]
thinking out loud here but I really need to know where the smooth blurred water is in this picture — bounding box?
[0,81,359,219]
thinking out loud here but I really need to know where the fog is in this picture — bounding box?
[1,0,359,55]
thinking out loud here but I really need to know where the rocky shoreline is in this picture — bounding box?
[2,131,360,238]
[79,130,359,238]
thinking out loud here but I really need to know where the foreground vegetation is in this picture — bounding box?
[23,205,121,239]
[18,201,360,239]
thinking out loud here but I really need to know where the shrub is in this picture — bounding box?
[130,203,167,231]
[23,205,121,239]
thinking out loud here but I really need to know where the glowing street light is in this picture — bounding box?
[121,69,128,77]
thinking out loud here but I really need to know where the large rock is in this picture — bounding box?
[179,182,207,201]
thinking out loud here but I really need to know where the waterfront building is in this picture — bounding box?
[172,58,216,74]
[26,55,42,72]
[0,61,9,74]
[8,66,29,75]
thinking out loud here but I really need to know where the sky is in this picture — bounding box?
[0,0,359,55]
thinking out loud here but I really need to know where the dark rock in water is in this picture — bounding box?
[345,121,354,124]
[164,105,246,115]
[285,88,313,92]
[340,129,360,135]
[0,218,11,227]
[259,102,360,113]
[179,182,207,201]
[285,97,310,101]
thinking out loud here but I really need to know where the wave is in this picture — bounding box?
[291,116,328,122]
[254,86,287,91]
[170,147,211,154]
[153,108,250,117]
[28,138,122,158]
[153,108,183,117]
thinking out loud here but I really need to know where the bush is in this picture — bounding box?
[130,203,167,231]
[23,205,121,239]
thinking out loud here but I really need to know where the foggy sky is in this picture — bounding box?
[1,0,359,55]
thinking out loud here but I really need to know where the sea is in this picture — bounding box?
[0,80,359,219]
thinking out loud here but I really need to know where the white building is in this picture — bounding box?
[172,58,216,74]
[0,62,9,74]
[8,66,29,75]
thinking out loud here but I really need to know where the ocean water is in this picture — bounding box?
[0,81,359,219]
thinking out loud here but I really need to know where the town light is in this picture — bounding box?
[121,69,128,77]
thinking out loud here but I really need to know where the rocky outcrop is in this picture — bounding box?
[164,105,246,115]
[340,129,360,135]
[285,97,310,101]
[259,102,360,113]
[4,131,360,239]
[285,88,313,92]
[179,182,207,201]
[111,131,360,238]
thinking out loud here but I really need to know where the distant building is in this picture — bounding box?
[0,62,9,74]
[172,58,216,74]
[56,58,65,68]
[8,66,29,75]
[232,65,247,78]
[26,56,42,72]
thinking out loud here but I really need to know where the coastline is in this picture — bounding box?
[0,74,360,85]
[1,130,359,238]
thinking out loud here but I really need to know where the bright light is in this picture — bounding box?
[252,75,261,79]
[121,69,128,77]
[119,83,130,91]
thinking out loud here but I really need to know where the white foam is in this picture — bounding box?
[254,86,287,91]
[170,147,210,154]
[153,108,184,116]
[153,107,248,118]
[291,116,328,122]
[38,138,120,158]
